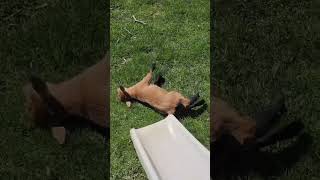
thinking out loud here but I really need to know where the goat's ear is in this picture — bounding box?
[51,126,66,144]
[29,75,51,101]
[30,75,66,116]
[119,86,125,92]
[119,85,131,98]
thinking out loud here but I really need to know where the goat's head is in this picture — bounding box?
[117,86,132,107]
[232,116,257,145]
[23,83,49,127]
[23,76,67,144]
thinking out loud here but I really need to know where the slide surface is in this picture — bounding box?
[130,114,210,180]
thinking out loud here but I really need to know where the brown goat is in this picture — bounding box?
[211,91,292,147]
[117,64,200,115]
[23,55,109,144]
[211,92,305,179]
[211,97,256,145]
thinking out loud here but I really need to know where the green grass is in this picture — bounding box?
[110,0,210,179]
[0,0,108,179]
[213,0,320,179]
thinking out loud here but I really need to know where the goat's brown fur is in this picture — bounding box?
[23,56,109,129]
[211,97,256,145]
[117,69,192,115]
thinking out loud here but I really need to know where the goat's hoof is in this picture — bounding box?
[150,63,156,71]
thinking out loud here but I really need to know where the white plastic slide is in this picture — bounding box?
[130,114,210,180]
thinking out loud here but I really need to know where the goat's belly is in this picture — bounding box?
[137,97,175,114]
[155,103,176,114]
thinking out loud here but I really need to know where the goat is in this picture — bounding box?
[23,56,109,144]
[211,94,303,146]
[117,64,202,116]
[211,94,305,178]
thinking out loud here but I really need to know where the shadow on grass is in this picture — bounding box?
[174,100,208,120]
[130,99,207,120]
[212,132,313,180]
[59,116,110,139]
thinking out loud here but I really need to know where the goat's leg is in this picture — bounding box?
[187,93,200,109]
[139,71,153,85]
[139,63,156,85]
[256,121,304,148]
[254,95,286,138]
[154,74,165,87]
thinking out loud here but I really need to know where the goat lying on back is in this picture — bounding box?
[211,94,305,178]
[117,64,202,116]
[23,57,109,144]
[211,94,303,147]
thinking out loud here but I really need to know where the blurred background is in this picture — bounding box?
[0,0,108,179]
[212,0,320,179]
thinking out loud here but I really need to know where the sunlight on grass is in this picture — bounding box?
[111,0,210,179]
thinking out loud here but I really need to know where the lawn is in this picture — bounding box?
[0,0,108,179]
[212,0,320,179]
[110,0,210,179]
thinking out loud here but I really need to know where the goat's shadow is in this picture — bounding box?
[212,132,313,180]
[58,114,110,140]
[131,99,207,121]
[174,100,208,120]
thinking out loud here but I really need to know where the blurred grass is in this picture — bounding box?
[212,0,320,179]
[0,0,108,179]
[110,0,210,179]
